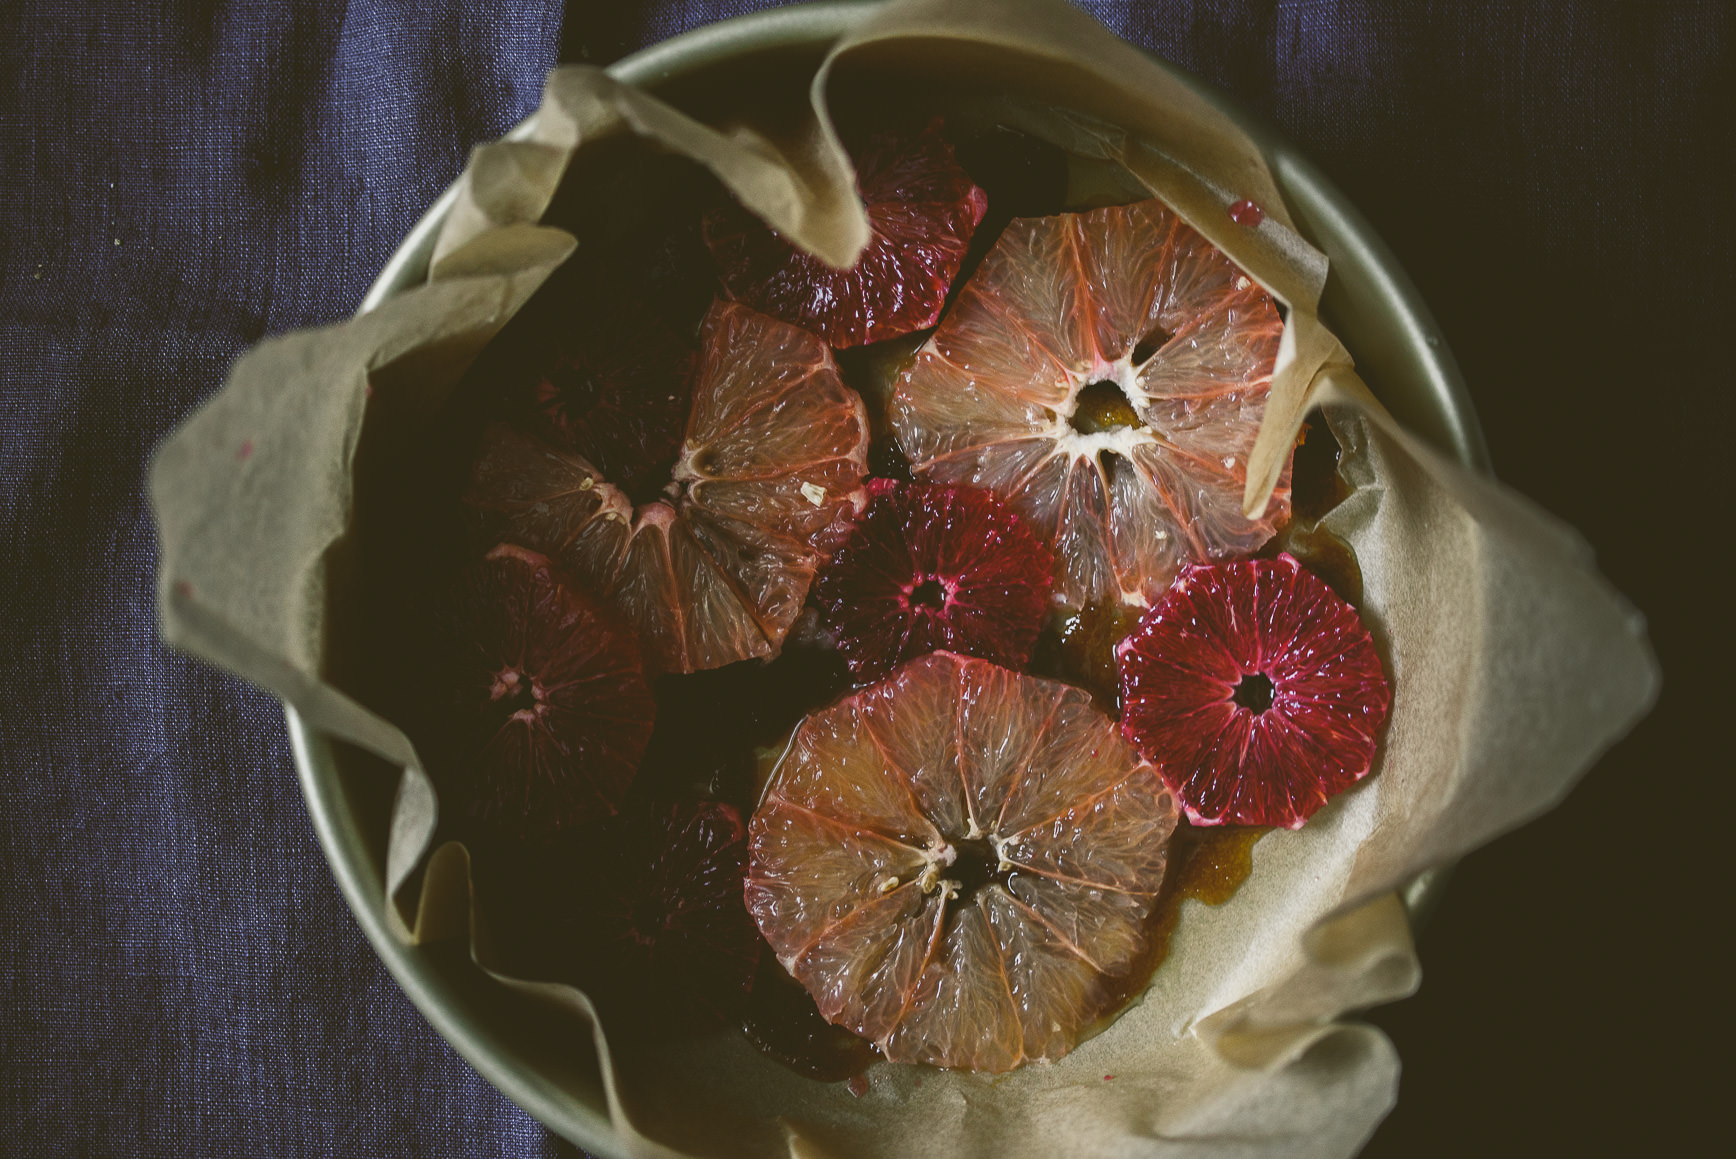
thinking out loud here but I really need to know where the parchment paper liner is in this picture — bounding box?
[148,1,1658,1155]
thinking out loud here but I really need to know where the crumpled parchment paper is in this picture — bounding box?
[148,1,1659,1156]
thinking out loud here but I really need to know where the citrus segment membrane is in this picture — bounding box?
[705,119,988,349]
[460,143,721,506]
[746,652,1178,1072]
[511,303,696,505]
[465,299,870,674]
[891,199,1290,611]
[411,543,656,838]
[469,792,760,1032]
[1117,554,1391,829]
[813,479,1055,680]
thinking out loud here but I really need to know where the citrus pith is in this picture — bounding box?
[465,299,870,674]
[891,198,1290,611]
[746,651,1177,1072]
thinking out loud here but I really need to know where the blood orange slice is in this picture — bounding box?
[415,543,656,837]
[890,199,1289,611]
[581,794,762,1026]
[468,793,759,1030]
[465,299,870,674]
[1117,554,1391,828]
[507,301,695,506]
[814,479,1054,680]
[745,651,1178,1072]
[473,151,716,506]
[704,119,988,349]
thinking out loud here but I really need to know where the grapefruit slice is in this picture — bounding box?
[415,543,656,837]
[1117,554,1391,828]
[704,119,988,349]
[466,299,870,674]
[890,199,1290,611]
[814,478,1054,681]
[745,651,1178,1072]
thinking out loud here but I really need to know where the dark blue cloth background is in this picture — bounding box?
[2,3,1725,1157]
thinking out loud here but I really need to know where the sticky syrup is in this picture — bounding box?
[1266,412,1363,605]
[1288,412,1353,523]
[1029,600,1141,713]
[740,956,879,1082]
[1090,823,1268,1031]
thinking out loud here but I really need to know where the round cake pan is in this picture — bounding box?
[288,3,1488,1153]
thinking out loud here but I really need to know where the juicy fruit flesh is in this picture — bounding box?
[472,143,720,509]
[705,119,988,348]
[891,199,1291,612]
[813,479,1055,681]
[431,543,655,836]
[465,299,870,675]
[1117,554,1391,829]
[598,796,762,1022]
[520,307,695,506]
[745,651,1178,1072]
[469,793,760,1032]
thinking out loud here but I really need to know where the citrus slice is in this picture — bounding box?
[704,119,988,348]
[415,543,656,837]
[468,793,760,1030]
[890,198,1290,611]
[465,299,870,674]
[1116,554,1391,828]
[745,651,1178,1072]
[475,147,717,505]
[813,478,1054,680]
[507,300,696,505]
[585,794,762,1025]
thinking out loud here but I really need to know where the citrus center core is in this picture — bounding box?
[909,577,946,610]
[944,837,1004,904]
[1070,379,1144,435]
[491,667,542,719]
[1232,672,1275,714]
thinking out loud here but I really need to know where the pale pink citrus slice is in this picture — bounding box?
[890,199,1290,611]
[745,651,1178,1072]
[466,299,870,674]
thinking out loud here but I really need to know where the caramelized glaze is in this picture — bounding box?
[1091,823,1267,1024]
